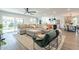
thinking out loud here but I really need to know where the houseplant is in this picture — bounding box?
[0,24,6,49]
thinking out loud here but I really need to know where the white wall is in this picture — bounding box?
[76,16,79,25]
[55,16,65,29]
[23,17,36,24]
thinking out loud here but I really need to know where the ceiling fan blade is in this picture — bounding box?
[24,8,29,14]
[30,11,36,13]
[29,13,34,15]
[24,8,26,10]
[24,8,36,15]
[24,12,27,14]
[24,8,28,12]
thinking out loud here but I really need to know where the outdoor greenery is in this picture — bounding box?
[0,24,3,34]
[0,40,6,46]
[9,22,14,27]
[0,23,6,48]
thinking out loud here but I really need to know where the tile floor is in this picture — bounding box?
[1,32,26,50]
[61,31,79,50]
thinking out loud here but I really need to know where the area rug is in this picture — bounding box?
[14,34,34,50]
[14,34,49,50]
[14,34,65,50]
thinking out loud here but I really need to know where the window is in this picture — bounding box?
[2,16,24,33]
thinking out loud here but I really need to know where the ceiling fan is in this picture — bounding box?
[24,8,36,15]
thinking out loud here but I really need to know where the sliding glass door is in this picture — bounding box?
[2,16,24,33]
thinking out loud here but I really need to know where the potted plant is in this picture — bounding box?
[0,24,6,49]
[0,24,3,39]
[0,40,6,49]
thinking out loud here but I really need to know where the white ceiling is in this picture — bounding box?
[0,8,79,17]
